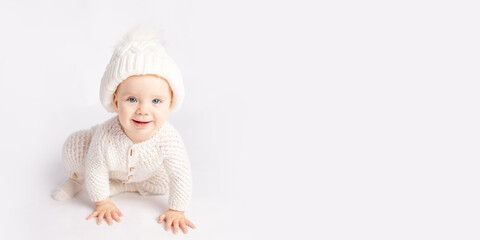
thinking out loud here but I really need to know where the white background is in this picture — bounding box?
[0,0,479,239]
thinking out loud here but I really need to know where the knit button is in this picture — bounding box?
[72,173,77,179]
[130,149,133,156]
[130,167,135,172]
[128,175,133,180]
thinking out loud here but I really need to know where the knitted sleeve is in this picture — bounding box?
[162,129,193,211]
[84,127,110,202]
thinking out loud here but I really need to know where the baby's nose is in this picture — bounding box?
[136,106,149,115]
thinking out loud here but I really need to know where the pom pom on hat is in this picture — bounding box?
[124,25,162,41]
[100,25,184,113]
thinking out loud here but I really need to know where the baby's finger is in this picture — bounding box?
[165,218,173,231]
[97,212,105,225]
[105,212,113,226]
[111,211,121,223]
[158,214,165,223]
[116,208,123,217]
[185,219,196,229]
[86,211,99,220]
[173,219,180,234]
[179,219,188,234]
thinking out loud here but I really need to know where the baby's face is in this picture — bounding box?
[113,74,173,143]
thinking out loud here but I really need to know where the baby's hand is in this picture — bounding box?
[86,197,123,226]
[158,209,196,234]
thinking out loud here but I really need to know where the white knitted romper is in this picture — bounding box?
[61,121,170,195]
[60,115,193,210]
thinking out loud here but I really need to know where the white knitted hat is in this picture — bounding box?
[100,26,184,113]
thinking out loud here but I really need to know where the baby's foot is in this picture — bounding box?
[51,178,83,201]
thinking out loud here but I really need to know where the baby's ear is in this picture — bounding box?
[170,88,174,109]
[113,93,119,113]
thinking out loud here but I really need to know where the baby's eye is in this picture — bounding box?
[152,99,162,104]
[128,98,137,103]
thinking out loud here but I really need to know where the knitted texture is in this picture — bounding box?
[62,125,100,180]
[61,115,193,211]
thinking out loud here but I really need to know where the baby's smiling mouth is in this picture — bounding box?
[132,119,152,127]
[132,119,151,123]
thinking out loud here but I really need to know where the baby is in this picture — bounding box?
[51,26,195,234]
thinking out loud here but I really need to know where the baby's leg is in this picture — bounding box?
[51,129,93,201]
[125,182,138,192]
[108,179,138,197]
[135,167,169,196]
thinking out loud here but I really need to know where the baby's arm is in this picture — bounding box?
[158,131,195,234]
[83,130,122,226]
[162,132,193,211]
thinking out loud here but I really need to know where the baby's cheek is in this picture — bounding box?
[118,108,133,120]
